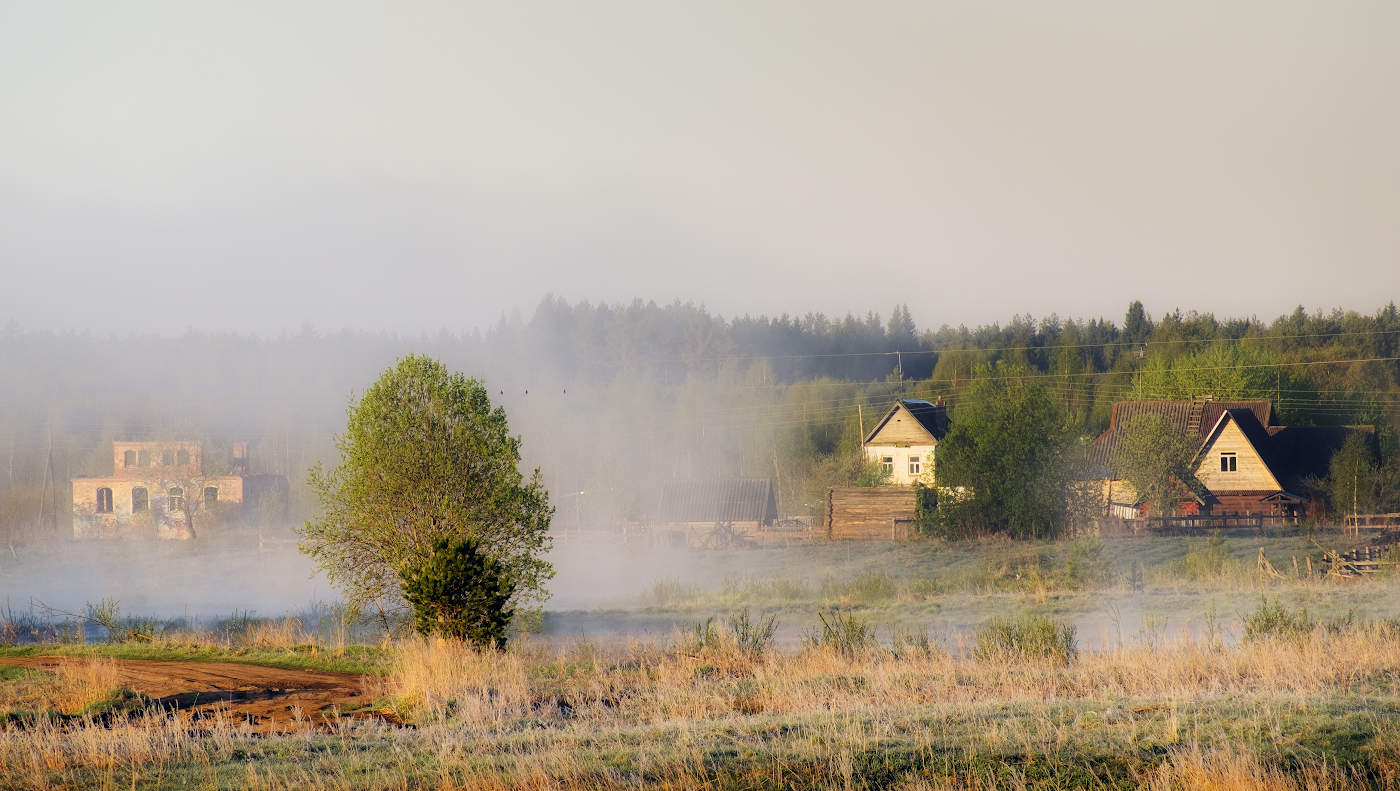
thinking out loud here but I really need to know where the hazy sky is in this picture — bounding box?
[3,1,1397,334]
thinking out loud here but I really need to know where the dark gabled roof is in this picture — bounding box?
[863,399,950,445]
[653,478,777,525]
[1089,398,1274,469]
[1264,424,1376,491]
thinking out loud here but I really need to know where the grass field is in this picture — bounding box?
[2,532,1399,789]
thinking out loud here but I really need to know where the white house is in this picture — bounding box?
[861,399,950,486]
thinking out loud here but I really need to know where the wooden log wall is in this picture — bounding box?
[825,487,917,541]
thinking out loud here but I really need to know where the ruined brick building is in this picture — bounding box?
[71,441,288,539]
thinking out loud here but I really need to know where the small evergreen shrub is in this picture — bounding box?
[399,536,515,649]
[1243,598,1312,642]
[975,615,1076,664]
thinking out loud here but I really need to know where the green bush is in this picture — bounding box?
[1243,598,1312,642]
[399,536,516,649]
[974,615,1076,664]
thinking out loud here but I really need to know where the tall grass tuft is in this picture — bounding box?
[974,614,1076,664]
[727,610,777,658]
[807,609,874,659]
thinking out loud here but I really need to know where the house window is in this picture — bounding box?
[96,488,113,514]
[168,487,184,511]
[881,456,894,475]
[203,487,218,508]
[132,487,148,512]
[123,450,136,468]
[162,450,175,466]
[138,450,150,467]
[178,449,190,466]
[908,456,922,476]
[1220,452,1237,472]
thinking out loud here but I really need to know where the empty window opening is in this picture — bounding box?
[168,487,184,511]
[881,456,894,475]
[161,450,175,466]
[123,450,136,468]
[1220,452,1237,472]
[96,488,113,514]
[177,449,190,466]
[132,487,148,512]
[138,450,150,467]
[203,487,218,508]
[908,456,922,476]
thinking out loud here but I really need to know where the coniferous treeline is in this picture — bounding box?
[1,299,1397,544]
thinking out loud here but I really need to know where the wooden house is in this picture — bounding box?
[1091,397,1372,518]
[862,399,950,486]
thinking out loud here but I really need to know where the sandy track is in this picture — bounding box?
[0,656,397,733]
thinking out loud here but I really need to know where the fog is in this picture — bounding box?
[3,1,1398,643]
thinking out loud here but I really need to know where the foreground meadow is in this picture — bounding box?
[2,532,1399,789]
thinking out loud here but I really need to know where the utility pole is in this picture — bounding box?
[857,404,865,447]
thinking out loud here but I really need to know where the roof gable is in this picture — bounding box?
[1192,409,1283,491]
[863,400,949,446]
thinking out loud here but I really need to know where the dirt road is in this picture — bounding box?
[0,656,396,733]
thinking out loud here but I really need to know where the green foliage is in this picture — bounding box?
[974,615,1076,664]
[808,609,874,659]
[852,457,892,487]
[1243,598,1313,642]
[913,483,937,534]
[1329,432,1380,517]
[932,370,1076,539]
[301,355,553,620]
[1128,343,1314,406]
[399,536,516,649]
[1113,413,1196,517]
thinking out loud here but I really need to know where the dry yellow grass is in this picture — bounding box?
[2,625,1398,789]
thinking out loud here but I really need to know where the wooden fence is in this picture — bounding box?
[824,487,917,541]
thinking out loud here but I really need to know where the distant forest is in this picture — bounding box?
[2,298,1398,542]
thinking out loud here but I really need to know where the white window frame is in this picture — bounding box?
[1220,452,1237,472]
[908,456,921,476]
[881,456,894,475]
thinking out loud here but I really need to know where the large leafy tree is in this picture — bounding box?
[301,355,553,628]
[934,370,1077,539]
[1112,413,1196,517]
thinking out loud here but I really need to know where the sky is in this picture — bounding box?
[2,0,1398,335]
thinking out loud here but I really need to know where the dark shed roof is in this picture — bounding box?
[1265,424,1375,491]
[653,478,778,525]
